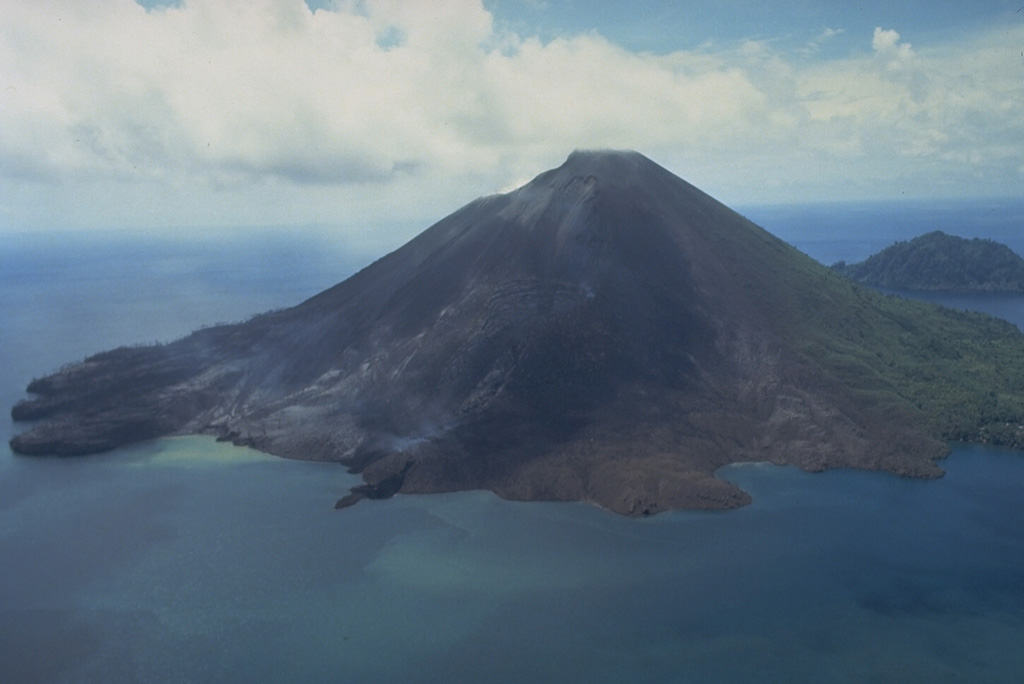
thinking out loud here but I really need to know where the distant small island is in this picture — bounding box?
[831,231,1024,292]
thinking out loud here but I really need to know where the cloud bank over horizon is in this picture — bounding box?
[1,0,1022,242]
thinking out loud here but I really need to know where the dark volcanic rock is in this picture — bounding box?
[13,150,1024,514]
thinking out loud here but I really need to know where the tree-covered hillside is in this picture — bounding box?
[713,222,1024,451]
[832,231,1024,292]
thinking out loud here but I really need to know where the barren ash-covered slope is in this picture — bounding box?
[12,151,1024,515]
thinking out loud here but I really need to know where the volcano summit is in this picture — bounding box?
[12,151,1024,515]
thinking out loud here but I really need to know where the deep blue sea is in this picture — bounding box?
[2,200,1023,683]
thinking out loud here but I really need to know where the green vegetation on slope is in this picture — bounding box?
[832,230,1024,292]
[741,225,1024,448]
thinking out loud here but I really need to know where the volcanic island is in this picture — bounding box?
[832,230,1024,293]
[11,151,1024,515]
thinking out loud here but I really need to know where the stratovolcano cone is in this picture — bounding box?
[14,150,1024,515]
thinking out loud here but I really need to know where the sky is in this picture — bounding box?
[1,0,1023,249]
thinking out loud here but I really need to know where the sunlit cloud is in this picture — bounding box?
[1,0,1022,239]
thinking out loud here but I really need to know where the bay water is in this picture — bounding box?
[1,202,1023,683]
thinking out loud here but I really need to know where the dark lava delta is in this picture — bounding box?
[13,151,1024,515]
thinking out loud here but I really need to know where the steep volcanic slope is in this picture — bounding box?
[12,151,1024,514]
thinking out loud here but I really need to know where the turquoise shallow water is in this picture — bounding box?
[1,438,1021,683]
[2,206,1024,683]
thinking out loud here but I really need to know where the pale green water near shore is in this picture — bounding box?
[3,204,1024,683]
[2,436,1022,683]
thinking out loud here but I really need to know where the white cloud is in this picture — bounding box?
[803,26,845,53]
[872,27,902,53]
[871,26,915,69]
[1,0,1022,240]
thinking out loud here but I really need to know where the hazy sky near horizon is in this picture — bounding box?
[2,0,1022,246]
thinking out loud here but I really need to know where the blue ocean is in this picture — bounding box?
[2,200,1023,683]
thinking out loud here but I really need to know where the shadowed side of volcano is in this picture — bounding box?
[13,150,1024,515]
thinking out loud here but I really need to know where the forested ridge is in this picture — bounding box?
[832,231,1024,292]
